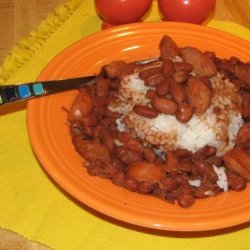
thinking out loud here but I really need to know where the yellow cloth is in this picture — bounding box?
[0,0,250,249]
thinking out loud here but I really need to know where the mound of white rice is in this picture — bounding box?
[109,67,243,156]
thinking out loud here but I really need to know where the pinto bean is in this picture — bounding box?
[87,162,118,179]
[133,104,158,118]
[176,193,195,208]
[170,80,186,104]
[143,147,157,162]
[161,59,175,77]
[146,89,157,100]
[146,74,166,86]
[181,47,217,77]
[68,89,94,120]
[236,123,250,146]
[125,178,139,192]
[173,70,189,84]
[156,79,170,96]
[138,182,153,194]
[165,152,178,173]
[96,77,111,98]
[127,162,165,183]
[174,62,193,72]
[194,160,218,181]
[70,120,84,136]
[159,35,181,59]
[207,155,223,167]
[223,147,250,181]
[116,146,143,165]
[186,77,212,114]
[101,129,115,154]
[152,97,178,115]
[158,177,177,191]
[117,131,131,144]
[138,67,161,81]
[176,103,194,123]
[112,172,126,187]
[226,171,247,191]
[125,138,144,154]
[192,145,217,161]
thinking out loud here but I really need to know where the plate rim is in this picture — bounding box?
[27,22,250,232]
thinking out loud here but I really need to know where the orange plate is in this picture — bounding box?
[27,22,250,231]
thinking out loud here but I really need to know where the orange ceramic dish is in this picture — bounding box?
[27,22,250,231]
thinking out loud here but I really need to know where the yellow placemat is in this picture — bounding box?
[0,0,250,249]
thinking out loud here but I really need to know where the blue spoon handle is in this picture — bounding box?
[0,76,96,106]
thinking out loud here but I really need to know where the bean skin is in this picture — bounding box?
[152,97,178,115]
[170,80,186,104]
[156,79,170,96]
[176,193,195,208]
[161,59,175,77]
[176,103,194,123]
[133,104,158,118]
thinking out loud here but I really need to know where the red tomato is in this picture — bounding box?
[158,0,216,24]
[95,0,153,25]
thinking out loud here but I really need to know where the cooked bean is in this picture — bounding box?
[112,172,126,187]
[70,120,84,136]
[133,104,158,118]
[186,77,212,114]
[125,178,139,192]
[152,97,178,115]
[192,145,217,161]
[127,162,165,183]
[143,147,157,162]
[226,171,247,191]
[195,160,218,181]
[146,89,157,100]
[146,73,166,86]
[176,103,194,123]
[176,193,195,208]
[173,70,189,84]
[178,159,194,173]
[170,80,186,104]
[101,129,115,154]
[138,182,153,194]
[159,177,177,191]
[138,67,161,81]
[236,123,250,146]
[117,131,131,144]
[156,79,170,96]
[125,139,144,154]
[116,146,143,165]
[207,155,223,167]
[161,59,175,77]
[174,62,193,72]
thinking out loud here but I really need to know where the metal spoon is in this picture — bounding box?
[0,58,158,106]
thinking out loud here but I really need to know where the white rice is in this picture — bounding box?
[110,70,243,156]
[213,165,228,192]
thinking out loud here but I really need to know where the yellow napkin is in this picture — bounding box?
[0,0,249,249]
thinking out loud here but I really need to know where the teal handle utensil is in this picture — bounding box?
[0,76,96,106]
